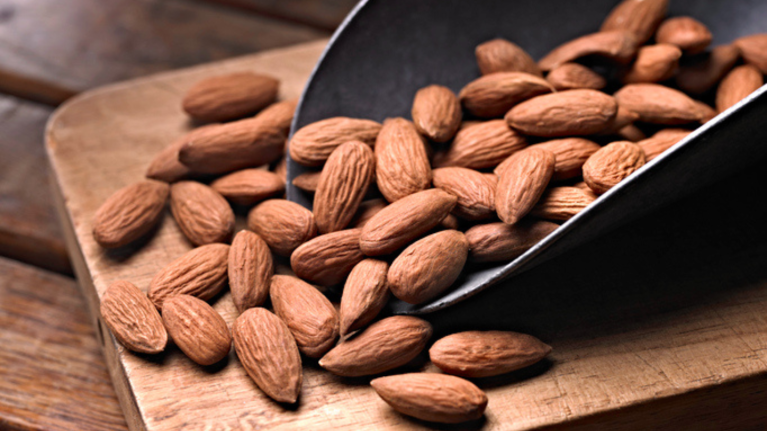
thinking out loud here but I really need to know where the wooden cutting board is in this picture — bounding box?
[45,39,767,431]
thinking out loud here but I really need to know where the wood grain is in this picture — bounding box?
[0,256,127,431]
[202,0,358,31]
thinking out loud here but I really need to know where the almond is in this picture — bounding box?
[600,0,668,44]
[146,124,218,183]
[734,34,767,73]
[676,44,741,94]
[433,120,527,169]
[475,38,542,76]
[505,89,618,137]
[528,138,601,181]
[371,374,487,424]
[429,331,552,378]
[292,171,321,193]
[100,280,167,354]
[411,85,462,142]
[360,189,457,256]
[252,98,298,134]
[432,167,496,220]
[439,214,461,231]
[695,100,717,123]
[350,198,388,228]
[93,180,169,248]
[210,169,285,206]
[375,118,432,202]
[388,230,469,304]
[538,31,639,71]
[637,128,692,161]
[247,199,317,256]
[170,181,234,246]
[582,141,646,194]
[615,124,647,142]
[270,275,339,358]
[599,105,641,136]
[289,117,382,166]
[656,16,712,55]
[623,44,682,83]
[232,308,302,404]
[465,220,559,262]
[546,63,606,90]
[716,64,764,113]
[314,141,376,233]
[530,186,597,221]
[458,72,554,118]
[271,156,287,183]
[229,230,273,312]
[613,83,704,124]
[319,316,432,377]
[339,259,390,336]
[162,295,231,365]
[290,228,365,286]
[495,148,556,225]
[148,243,229,309]
[182,72,279,122]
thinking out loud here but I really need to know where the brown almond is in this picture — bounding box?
[360,189,457,256]
[319,316,432,377]
[229,230,273,312]
[375,118,432,202]
[676,44,741,95]
[476,38,542,76]
[734,34,767,74]
[623,44,682,83]
[539,31,639,71]
[247,199,317,256]
[350,198,389,228]
[290,229,365,286]
[599,105,641,136]
[411,85,462,143]
[528,138,601,181]
[93,180,169,248]
[582,141,646,194]
[465,220,559,263]
[388,230,469,304]
[696,101,717,123]
[656,16,712,55]
[600,0,668,44]
[495,148,556,225]
[613,83,704,124]
[615,124,647,142]
[254,98,298,134]
[146,124,218,183]
[233,308,302,403]
[546,63,606,90]
[434,120,527,169]
[210,169,285,206]
[289,117,382,166]
[458,72,554,118]
[148,244,229,309]
[170,181,234,246]
[270,275,339,358]
[292,171,321,193]
[505,89,618,137]
[314,141,376,233]
[339,259,390,336]
[100,280,168,354]
[430,331,551,378]
[432,167,496,220]
[182,72,279,122]
[162,295,231,365]
[716,64,764,113]
[638,128,692,161]
[530,186,597,221]
[439,214,461,231]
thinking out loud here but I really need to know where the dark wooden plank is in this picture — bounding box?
[201,0,358,31]
[0,256,128,431]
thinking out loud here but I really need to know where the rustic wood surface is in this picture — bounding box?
[45,38,767,430]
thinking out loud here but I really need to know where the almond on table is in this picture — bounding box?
[100,280,168,354]
[162,295,231,366]
[92,180,169,249]
[182,72,279,122]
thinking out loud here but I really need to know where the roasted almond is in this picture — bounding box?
[289,117,382,166]
[100,280,167,354]
[600,0,668,44]
[538,31,639,71]
[546,63,606,90]
[228,230,273,312]
[146,124,218,183]
[92,180,169,248]
[495,148,556,225]
[350,198,389,228]
[148,243,229,309]
[465,220,559,263]
[615,124,647,142]
[656,16,712,55]
[433,120,527,169]
[162,295,231,366]
[613,83,704,124]
[530,186,597,221]
[252,98,298,134]
[247,199,317,256]
[375,118,432,202]
[638,128,692,161]
[182,72,279,122]
[734,34,767,73]
[290,228,365,286]
[599,105,641,136]
[459,72,554,118]
[676,44,741,94]
[210,169,285,206]
[411,85,462,143]
[432,167,496,220]
[170,181,234,246]
[292,171,321,193]
[529,138,601,181]
[582,141,646,194]
[716,64,764,113]
[623,43,682,83]
[339,259,390,336]
[475,38,542,76]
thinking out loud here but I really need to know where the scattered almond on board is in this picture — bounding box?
[94,0,767,425]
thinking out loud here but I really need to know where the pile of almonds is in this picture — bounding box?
[94,0,767,424]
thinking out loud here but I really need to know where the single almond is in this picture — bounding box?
[289,117,382,166]
[162,295,231,365]
[146,124,218,183]
[458,72,554,118]
[716,64,764,113]
[210,169,285,206]
[623,43,682,83]
[93,180,169,248]
[182,72,279,122]
[613,83,704,124]
[170,181,234,246]
[148,243,229,309]
[339,259,390,336]
[695,100,717,123]
[465,220,559,263]
[615,124,647,142]
[528,138,601,181]
[434,120,527,169]
[375,118,432,202]
[582,141,646,194]
[538,31,639,71]
[734,34,767,73]
[360,189,457,256]
[319,316,432,377]
[530,186,597,221]
[247,199,317,256]
[429,331,552,378]
[638,128,692,161]
[600,0,668,44]
[495,148,556,225]
[233,308,302,404]
[546,63,606,90]
[251,98,298,134]
[100,280,168,354]
[432,167,496,220]
[599,105,641,136]
[656,16,712,55]
[351,198,389,228]
[676,44,741,94]
[292,171,321,193]
[229,230,273,312]
[290,229,365,286]
[476,38,542,76]
[411,85,462,143]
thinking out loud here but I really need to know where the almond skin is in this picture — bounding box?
[716,64,764,113]
[170,181,234,246]
[146,124,218,183]
[599,105,641,136]
[247,199,317,256]
[638,128,692,161]
[734,34,767,73]
[100,280,168,354]
[475,38,542,76]
[148,243,230,309]
[623,44,682,84]
[676,44,741,95]
[292,171,321,193]
[429,331,552,378]
[371,374,487,424]
[539,31,639,71]
[613,83,704,125]
[210,169,285,206]
[375,118,432,203]
[582,141,646,194]
[161,295,231,365]
[339,259,390,336]
[546,63,606,90]
[528,138,601,181]
[290,229,365,286]
[615,124,647,142]
[432,167,496,220]
[465,220,559,263]
[228,230,273,312]
[182,72,279,122]
[600,0,668,44]
[656,16,712,55]
[530,186,597,221]
[92,180,169,248]
[495,148,556,225]
[360,189,457,256]
[289,117,382,166]
[233,308,302,404]
[433,120,527,169]
[458,72,554,118]
[411,85,462,143]
[255,98,298,134]
[388,230,469,304]
[314,141,375,233]
[319,316,432,377]
[505,89,618,137]
[350,198,389,228]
